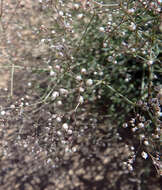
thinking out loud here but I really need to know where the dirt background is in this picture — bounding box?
[0,1,161,190]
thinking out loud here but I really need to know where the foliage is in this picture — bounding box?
[35,0,162,175]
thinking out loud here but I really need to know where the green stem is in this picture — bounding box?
[74,12,96,56]
[105,83,135,106]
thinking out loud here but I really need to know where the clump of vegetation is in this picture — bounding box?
[35,0,162,174]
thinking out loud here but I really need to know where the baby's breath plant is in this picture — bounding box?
[35,0,161,176]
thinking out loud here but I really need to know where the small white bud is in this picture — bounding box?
[79,96,84,104]
[10,105,15,109]
[147,60,154,65]
[129,22,136,31]
[103,43,107,48]
[48,66,52,70]
[50,70,56,76]
[127,8,135,14]
[141,151,148,159]
[56,117,62,122]
[61,140,67,145]
[76,75,82,81]
[62,123,69,130]
[99,71,103,76]
[59,11,64,16]
[67,129,73,135]
[27,82,32,87]
[127,164,133,171]
[77,13,83,19]
[79,87,84,92]
[57,131,62,136]
[122,123,128,128]
[132,127,138,132]
[86,79,93,86]
[138,122,144,128]
[140,134,145,139]
[144,140,149,146]
[1,110,5,116]
[74,3,80,9]
[57,100,62,106]
[72,146,77,152]
[65,147,70,152]
[55,65,61,71]
[81,68,87,74]
[47,158,52,164]
[99,27,105,32]
[52,91,59,100]
[59,88,68,95]
[25,102,29,106]
[94,71,98,75]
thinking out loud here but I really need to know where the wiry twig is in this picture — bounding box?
[91,0,119,7]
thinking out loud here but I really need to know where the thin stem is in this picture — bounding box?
[74,12,96,56]
[10,64,15,97]
[105,83,135,106]
[148,64,153,101]
[91,0,119,7]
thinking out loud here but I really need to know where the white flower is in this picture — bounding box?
[25,102,29,106]
[99,27,105,32]
[128,164,133,171]
[129,22,136,31]
[127,8,135,14]
[57,131,62,136]
[147,60,154,65]
[81,68,87,74]
[122,123,128,128]
[86,79,93,86]
[55,65,61,71]
[76,75,82,81]
[79,96,84,104]
[61,140,67,145]
[27,82,32,87]
[99,71,103,76]
[94,71,98,75]
[48,66,52,70]
[1,110,5,116]
[140,134,145,139]
[72,146,77,152]
[52,91,59,100]
[67,129,73,135]
[138,122,144,128]
[74,3,80,9]
[65,146,70,152]
[56,117,62,122]
[59,11,64,16]
[59,88,68,95]
[50,70,56,76]
[62,123,69,130]
[79,87,84,92]
[77,13,83,19]
[10,105,15,109]
[57,100,62,106]
[132,127,138,132]
[144,140,149,146]
[141,151,148,159]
